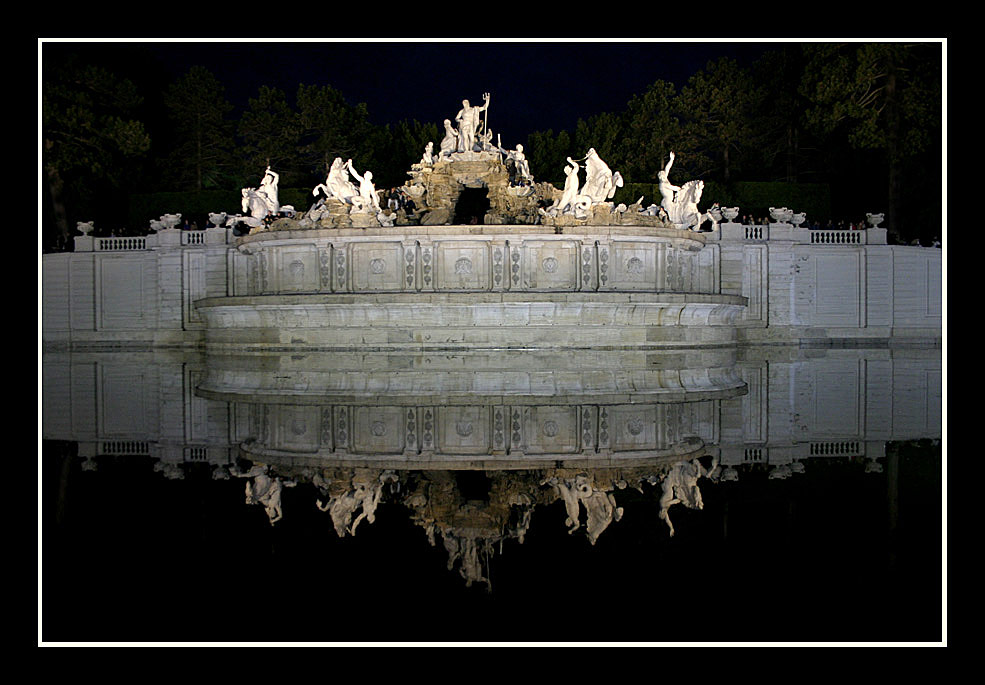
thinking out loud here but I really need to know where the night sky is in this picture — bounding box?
[41,39,778,147]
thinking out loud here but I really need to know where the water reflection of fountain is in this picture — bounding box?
[224,454,729,590]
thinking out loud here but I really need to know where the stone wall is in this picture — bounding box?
[41,224,942,349]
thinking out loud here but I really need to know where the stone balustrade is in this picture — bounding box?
[714,222,887,245]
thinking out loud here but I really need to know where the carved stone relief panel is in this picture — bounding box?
[275,245,320,293]
[520,240,579,290]
[607,405,659,452]
[269,405,322,453]
[434,240,489,291]
[435,405,491,455]
[605,241,658,291]
[521,405,579,454]
[351,406,406,454]
[350,242,406,292]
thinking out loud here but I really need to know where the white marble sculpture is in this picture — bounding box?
[257,166,281,215]
[420,141,434,166]
[658,152,682,217]
[346,159,382,214]
[454,93,490,154]
[790,212,807,227]
[866,212,885,227]
[313,157,359,206]
[722,207,740,222]
[658,152,716,231]
[439,119,459,158]
[76,221,94,236]
[503,143,533,185]
[579,148,623,204]
[208,212,227,228]
[240,167,282,223]
[548,157,584,216]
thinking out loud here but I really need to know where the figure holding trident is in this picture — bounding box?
[455,92,491,153]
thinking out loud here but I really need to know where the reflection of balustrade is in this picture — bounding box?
[810,441,862,456]
[743,447,764,462]
[95,236,147,251]
[810,230,863,245]
[185,447,210,461]
[98,440,150,454]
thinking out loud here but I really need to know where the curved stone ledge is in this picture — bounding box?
[196,365,747,405]
[231,400,711,466]
[236,224,709,245]
[195,292,748,350]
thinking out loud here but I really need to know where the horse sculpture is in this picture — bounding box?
[665,179,717,232]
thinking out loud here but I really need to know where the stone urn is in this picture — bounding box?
[770,207,793,223]
[790,212,807,227]
[76,221,94,236]
[208,212,227,228]
[866,212,885,228]
[161,213,182,229]
[722,207,739,221]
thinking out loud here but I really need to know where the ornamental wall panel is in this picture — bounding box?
[350,242,406,292]
[434,240,490,291]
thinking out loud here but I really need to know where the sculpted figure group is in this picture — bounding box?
[542,148,624,219]
[223,93,722,232]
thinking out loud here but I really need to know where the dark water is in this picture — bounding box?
[40,348,944,645]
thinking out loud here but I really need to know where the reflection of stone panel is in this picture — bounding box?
[435,406,491,455]
[270,405,322,453]
[521,240,578,290]
[434,241,489,290]
[522,406,578,454]
[608,405,658,451]
[275,245,320,293]
[99,365,155,437]
[813,362,861,437]
[352,406,405,453]
[607,242,657,291]
[350,243,405,291]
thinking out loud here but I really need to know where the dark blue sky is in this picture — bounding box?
[43,40,777,147]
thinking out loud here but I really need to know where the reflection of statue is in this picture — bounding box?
[316,471,385,537]
[454,93,490,153]
[231,463,296,525]
[579,148,623,203]
[546,473,624,545]
[658,457,718,537]
[439,119,458,158]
